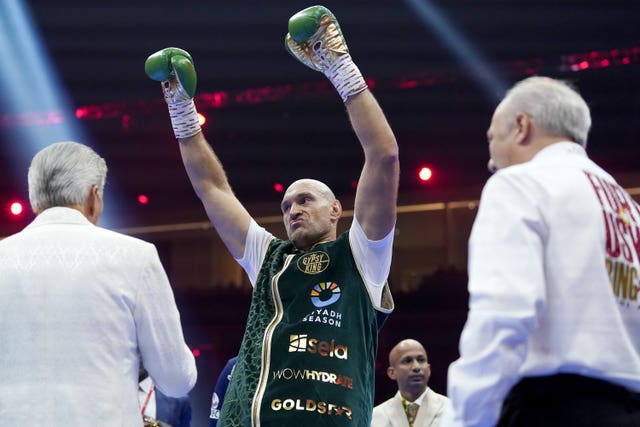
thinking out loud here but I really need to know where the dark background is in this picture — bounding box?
[2,0,638,220]
[1,1,639,425]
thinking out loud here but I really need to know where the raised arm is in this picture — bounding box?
[346,91,399,240]
[285,6,399,240]
[178,132,252,259]
[145,48,251,259]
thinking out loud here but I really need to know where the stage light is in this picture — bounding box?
[0,0,89,149]
[121,114,131,131]
[562,47,640,72]
[404,0,507,102]
[192,348,201,357]
[0,1,126,229]
[418,166,433,182]
[273,183,284,193]
[137,194,149,205]
[9,201,24,216]
[197,112,206,126]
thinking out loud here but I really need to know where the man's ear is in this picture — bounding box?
[330,199,342,223]
[85,185,102,224]
[387,366,396,381]
[514,112,533,145]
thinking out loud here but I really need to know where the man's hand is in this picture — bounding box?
[145,47,201,139]
[285,5,367,102]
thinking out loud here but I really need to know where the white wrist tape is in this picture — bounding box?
[168,99,201,139]
[325,53,368,102]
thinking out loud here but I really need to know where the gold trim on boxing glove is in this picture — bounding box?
[286,14,367,102]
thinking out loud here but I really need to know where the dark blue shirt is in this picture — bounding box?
[209,357,238,427]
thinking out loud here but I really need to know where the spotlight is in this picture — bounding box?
[418,166,433,182]
[197,112,207,126]
[9,201,24,217]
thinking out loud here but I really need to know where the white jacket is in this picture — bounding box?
[0,207,196,426]
[372,388,449,427]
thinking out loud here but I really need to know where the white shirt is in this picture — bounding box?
[0,207,197,426]
[237,217,394,307]
[441,143,640,427]
[409,387,429,407]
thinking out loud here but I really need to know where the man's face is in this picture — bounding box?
[487,103,517,171]
[280,180,337,251]
[387,341,431,396]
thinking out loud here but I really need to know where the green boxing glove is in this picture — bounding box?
[145,47,201,139]
[285,5,367,102]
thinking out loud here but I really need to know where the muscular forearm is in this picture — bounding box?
[178,132,234,199]
[178,132,251,258]
[346,90,399,163]
[147,47,251,259]
[347,90,399,239]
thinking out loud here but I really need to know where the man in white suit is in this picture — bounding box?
[372,339,449,427]
[0,141,197,426]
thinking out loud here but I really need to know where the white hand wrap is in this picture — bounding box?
[323,53,367,102]
[168,99,201,139]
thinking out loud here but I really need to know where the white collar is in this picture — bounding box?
[405,387,430,406]
[530,141,587,163]
[27,206,92,229]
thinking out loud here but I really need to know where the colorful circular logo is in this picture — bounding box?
[310,282,341,307]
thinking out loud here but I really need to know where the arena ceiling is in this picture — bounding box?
[1,0,639,232]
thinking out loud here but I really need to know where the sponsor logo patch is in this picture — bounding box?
[270,398,353,419]
[288,334,348,359]
[297,251,330,274]
[272,368,353,389]
[310,281,341,307]
[302,308,342,328]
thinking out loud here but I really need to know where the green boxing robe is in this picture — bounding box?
[220,230,394,427]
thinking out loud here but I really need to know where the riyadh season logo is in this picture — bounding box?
[288,334,348,359]
[310,281,341,308]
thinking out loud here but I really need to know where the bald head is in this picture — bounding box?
[284,179,336,204]
[387,339,431,401]
[280,178,342,251]
[389,339,427,366]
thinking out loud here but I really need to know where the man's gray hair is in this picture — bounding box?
[28,141,107,213]
[501,76,592,147]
